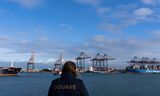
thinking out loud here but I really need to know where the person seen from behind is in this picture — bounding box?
[48,61,89,96]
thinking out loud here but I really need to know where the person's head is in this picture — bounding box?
[62,61,77,77]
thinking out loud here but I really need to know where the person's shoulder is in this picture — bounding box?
[74,78,83,83]
[52,78,61,83]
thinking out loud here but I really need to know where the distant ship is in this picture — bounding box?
[0,61,22,76]
[41,68,52,72]
[125,56,160,73]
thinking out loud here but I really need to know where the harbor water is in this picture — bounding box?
[1,72,160,96]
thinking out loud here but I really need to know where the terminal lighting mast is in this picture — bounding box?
[27,52,35,72]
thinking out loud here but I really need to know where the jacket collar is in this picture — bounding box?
[61,72,76,79]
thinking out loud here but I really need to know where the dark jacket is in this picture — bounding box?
[48,72,89,96]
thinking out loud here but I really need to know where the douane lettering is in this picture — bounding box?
[54,84,76,90]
